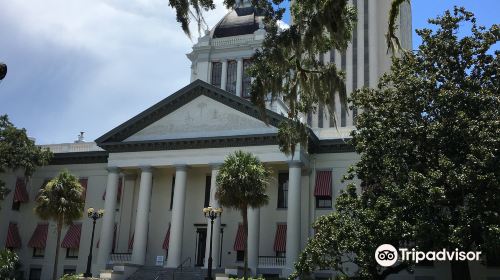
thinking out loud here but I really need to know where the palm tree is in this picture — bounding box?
[34,170,85,280]
[215,151,271,280]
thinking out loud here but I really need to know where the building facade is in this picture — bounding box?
[1,1,499,280]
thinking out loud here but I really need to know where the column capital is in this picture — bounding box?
[140,165,153,172]
[174,164,189,171]
[107,166,120,173]
[287,161,303,168]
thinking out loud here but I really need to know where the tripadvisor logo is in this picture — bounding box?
[375,244,482,267]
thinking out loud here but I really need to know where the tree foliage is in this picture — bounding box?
[216,150,271,279]
[0,249,22,280]
[35,170,85,280]
[0,115,52,206]
[292,8,499,280]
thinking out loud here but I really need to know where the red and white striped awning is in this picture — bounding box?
[162,224,171,250]
[128,233,134,250]
[233,224,246,251]
[79,178,88,199]
[314,171,332,197]
[102,178,122,201]
[5,222,22,249]
[28,223,48,248]
[273,224,287,252]
[13,177,29,203]
[61,224,82,249]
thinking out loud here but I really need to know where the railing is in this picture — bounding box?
[109,253,132,264]
[258,256,286,267]
[211,34,256,47]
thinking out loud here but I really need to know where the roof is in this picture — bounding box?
[212,7,264,38]
[95,79,289,152]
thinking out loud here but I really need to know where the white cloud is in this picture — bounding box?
[0,0,228,144]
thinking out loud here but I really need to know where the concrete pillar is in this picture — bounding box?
[96,167,120,268]
[166,165,188,268]
[248,207,260,275]
[205,165,221,268]
[368,0,378,87]
[236,58,243,97]
[285,161,302,277]
[131,166,153,265]
[221,60,228,91]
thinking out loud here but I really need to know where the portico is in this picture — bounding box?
[93,80,311,277]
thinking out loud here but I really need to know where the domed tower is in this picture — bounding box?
[187,0,289,115]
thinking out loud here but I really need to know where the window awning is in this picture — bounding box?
[79,178,88,199]
[233,224,246,251]
[314,171,332,197]
[28,223,48,249]
[162,224,171,250]
[5,222,22,249]
[273,224,286,252]
[102,178,122,201]
[128,233,134,250]
[13,177,29,203]
[61,224,82,248]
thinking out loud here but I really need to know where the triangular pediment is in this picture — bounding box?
[125,95,276,141]
[95,80,286,148]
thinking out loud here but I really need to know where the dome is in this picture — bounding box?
[212,6,264,38]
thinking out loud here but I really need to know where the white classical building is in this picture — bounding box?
[1,1,499,280]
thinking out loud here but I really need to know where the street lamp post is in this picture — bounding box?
[203,206,223,280]
[83,208,104,278]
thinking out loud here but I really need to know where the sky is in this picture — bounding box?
[0,0,498,144]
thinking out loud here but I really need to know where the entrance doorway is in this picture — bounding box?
[195,228,207,266]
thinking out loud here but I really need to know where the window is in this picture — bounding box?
[204,176,211,207]
[276,251,285,258]
[66,248,79,259]
[11,201,20,211]
[226,60,237,94]
[29,268,42,280]
[352,0,358,124]
[277,173,288,209]
[318,104,324,128]
[170,177,175,210]
[211,62,222,88]
[63,268,76,275]
[236,250,244,262]
[242,59,252,98]
[33,248,44,258]
[340,51,347,127]
[316,196,332,209]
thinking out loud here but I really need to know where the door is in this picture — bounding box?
[195,228,207,266]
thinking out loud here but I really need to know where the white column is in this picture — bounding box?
[221,60,228,91]
[131,166,153,265]
[248,207,260,275]
[204,164,221,268]
[285,161,302,277]
[96,167,120,268]
[236,58,243,97]
[368,0,378,87]
[166,165,188,268]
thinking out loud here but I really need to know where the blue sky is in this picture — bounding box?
[0,0,498,144]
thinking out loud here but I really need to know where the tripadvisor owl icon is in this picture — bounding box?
[375,244,398,267]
